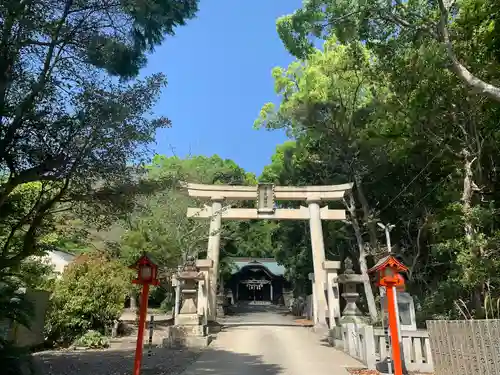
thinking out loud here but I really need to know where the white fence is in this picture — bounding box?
[335,324,434,373]
[374,328,434,373]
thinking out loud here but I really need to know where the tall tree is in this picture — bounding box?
[256,38,388,320]
[276,0,500,103]
[258,2,500,320]
[0,0,199,273]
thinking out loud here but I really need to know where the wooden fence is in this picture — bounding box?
[427,319,500,375]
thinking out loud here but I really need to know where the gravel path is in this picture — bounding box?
[181,304,363,375]
[33,347,201,375]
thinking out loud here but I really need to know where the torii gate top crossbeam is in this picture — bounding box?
[181,182,353,201]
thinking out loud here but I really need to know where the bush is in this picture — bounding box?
[0,338,36,375]
[160,295,174,313]
[45,254,131,346]
[73,330,110,349]
[0,276,40,374]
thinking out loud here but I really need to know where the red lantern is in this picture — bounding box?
[369,255,408,288]
[368,255,408,375]
[129,254,159,286]
[128,253,160,375]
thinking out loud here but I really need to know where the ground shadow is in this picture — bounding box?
[33,346,283,375]
[230,304,288,315]
[180,348,283,375]
[219,304,309,328]
[221,322,305,329]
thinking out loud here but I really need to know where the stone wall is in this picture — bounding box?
[427,319,500,375]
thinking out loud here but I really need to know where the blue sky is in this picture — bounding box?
[139,0,304,176]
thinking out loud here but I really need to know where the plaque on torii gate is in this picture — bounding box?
[181,181,353,327]
[257,183,275,214]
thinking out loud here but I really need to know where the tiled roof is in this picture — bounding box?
[229,257,286,276]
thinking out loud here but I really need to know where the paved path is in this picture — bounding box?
[180,304,363,375]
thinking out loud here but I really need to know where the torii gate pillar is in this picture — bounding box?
[183,182,353,327]
[307,198,328,326]
[206,197,223,321]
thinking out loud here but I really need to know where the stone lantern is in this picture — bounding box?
[175,256,204,325]
[164,256,211,348]
[337,258,367,324]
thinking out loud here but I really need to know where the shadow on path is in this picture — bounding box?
[181,348,283,375]
[33,347,283,375]
[228,304,289,315]
[219,304,307,329]
[222,322,304,328]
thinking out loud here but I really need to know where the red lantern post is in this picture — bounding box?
[129,254,159,375]
[369,256,408,375]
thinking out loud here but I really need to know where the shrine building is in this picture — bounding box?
[226,258,291,305]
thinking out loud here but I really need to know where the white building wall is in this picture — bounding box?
[43,250,76,276]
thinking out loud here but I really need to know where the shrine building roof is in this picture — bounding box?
[230,257,286,277]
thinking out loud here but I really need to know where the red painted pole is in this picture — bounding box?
[385,285,403,375]
[133,283,150,375]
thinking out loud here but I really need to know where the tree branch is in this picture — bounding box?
[437,0,500,102]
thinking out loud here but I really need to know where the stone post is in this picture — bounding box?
[361,325,377,370]
[129,293,137,311]
[307,198,328,328]
[196,259,213,326]
[308,272,318,322]
[172,275,181,318]
[344,322,357,356]
[206,197,223,321]
[323,261,341,328]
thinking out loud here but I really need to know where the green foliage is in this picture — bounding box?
[147,154,252,185]
[118,155,275,289]
[45,255,130,346]
[0,0,200,275]
[0,283,34,331]
[256,0,500,319]
[484,293,500,319]
[0,338,35,375]
[120,188,207,267]
[0,0,199,368]
[276,0,500,102]
[73,330,110,349]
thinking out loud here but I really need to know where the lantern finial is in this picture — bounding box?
[344,257,354,274]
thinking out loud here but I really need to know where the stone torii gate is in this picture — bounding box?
[183,182,353,327]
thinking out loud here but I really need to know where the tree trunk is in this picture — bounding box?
[354,172,378,253]
[344,191,378,321]
[461,149,483,314]
[461,150,475,242]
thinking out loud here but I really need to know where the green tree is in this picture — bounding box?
[0,0,200,271]
[276,0,500,103]
[45,254,130,346]
[0,75,170,274]
[259,1,500,320]
[256,38,388,320]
